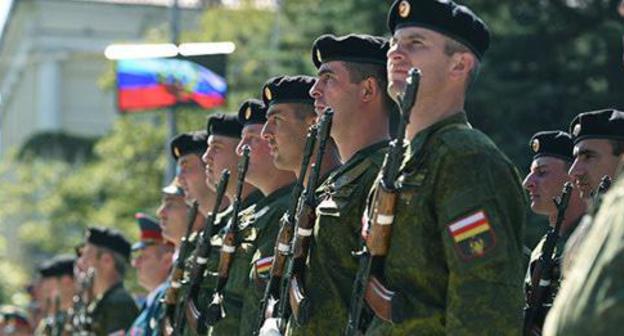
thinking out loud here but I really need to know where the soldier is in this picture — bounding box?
[542,151,624,336]
[157,178,200,252]
[360,0,527,334]
[35,255,75,335]
[278,34,392,336]
[0,306,32,336]
[76,227,139,335]
[234,99,296,335]
[568,109,624,200]
[170,131,230,216]
[521,131,586,334]
[128,213,174,336]
[183,114,263,335]
[32,259,58,333]
[261,75,341,177]
[563,109,624,272]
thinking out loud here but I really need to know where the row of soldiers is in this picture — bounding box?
[26,0,624,335]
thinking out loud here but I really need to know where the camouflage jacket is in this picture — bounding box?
[238,183,294,335]
[87,282,139,336]
[287,141,388,336]
[523,216,580,334]
[364,112,527,335]
[543,173,624,336]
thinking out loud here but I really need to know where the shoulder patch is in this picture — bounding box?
[447,210,497,261]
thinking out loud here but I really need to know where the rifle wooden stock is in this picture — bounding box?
[292,205,315,260]
[184,298,203,335]
[345,69,421,335]
[367,185,398,256]
[364,275,396,323]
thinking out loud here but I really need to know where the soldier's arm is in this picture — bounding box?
[434,151,526,335]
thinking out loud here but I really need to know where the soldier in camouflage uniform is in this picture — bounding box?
[277,34,392,336]
[128,213,173,336]
[361,1,527,334]
[234,99,296,335]
[172,131,230,216]
[562,109,624,273]
[188,114,263,335]
[542,165,624,335]
[76,227,139,335]
[521,131,586,334]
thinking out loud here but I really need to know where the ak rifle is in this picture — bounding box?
[345,68,421,335]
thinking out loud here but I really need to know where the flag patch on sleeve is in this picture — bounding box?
[447,210,496,261]
[255,256,274,275]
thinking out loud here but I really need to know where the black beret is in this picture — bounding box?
[569,109,624,144]
[162,177,185,197]
[48,254,75,277]
[312,34,389,69]
[262,75,315,107]
[169,131,208,161]
[206,113,243,138]
[37,260,57,278]
[387,0,490,60]
[529,131,574,162]
[237,99,267,126]
[86,227,131,262]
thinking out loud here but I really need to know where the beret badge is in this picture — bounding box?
[398,0,411,18]
[264,87,272,101]
[573,123,581,137]
[173,146,181,158]
[316,49,323,63]
[245,106,252,120]
[531,139,540,153]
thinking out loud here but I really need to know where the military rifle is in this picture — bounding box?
[172,170,229,335]
[523,182,574,336]
[253,124,319,335]
[593,175,612,205]
[203,145,252,327]
[163,201,199,331]
[275,109,333,332]
[70,267,94,335]
[345,68,420,335]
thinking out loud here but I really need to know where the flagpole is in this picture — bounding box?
[164,0,180,185]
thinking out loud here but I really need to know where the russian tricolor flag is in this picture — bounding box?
[116,58,227,112]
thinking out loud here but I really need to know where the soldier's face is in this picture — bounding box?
[236,124,276,188]
[522,157,572,215]
[387,27,453,100]
[203,135,240,193]
[310,61,361,139]
[132,244,170,291]
[262,104,316,172]
[76,243,99,273]
[157,194,188,244]
[569,139,620,199]
[177,154,209,202]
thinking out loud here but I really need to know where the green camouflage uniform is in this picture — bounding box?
[179,190,263,336]
[365,112,527,335]
[523,218,580,334]
[87,282,139,335]
[208,190,264,335]
[288,141,388,336]
[238,183,294,335]
[542,172,624,336]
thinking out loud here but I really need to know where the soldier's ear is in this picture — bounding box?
[360,77,377,102]
[449,52,475,82]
